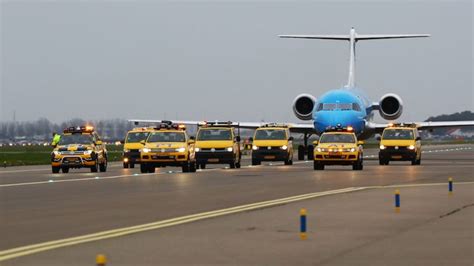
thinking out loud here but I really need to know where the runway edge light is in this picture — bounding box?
[300,208,307,240]
[395,189,400,213]
[96,254,107,266]
[448,177,453,196]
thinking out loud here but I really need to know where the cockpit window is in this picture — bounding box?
[352,103,361,111]
[318,103,361,111]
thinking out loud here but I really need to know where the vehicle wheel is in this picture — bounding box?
[379,160,384,165]
[123,162,129,168]
[411,159,417,165]
[130,163,135,169]
[307,145,314,160]
[90,160,98,172]
[200,164,206,169]
[52,166,60,173]
[236,161,241,169]
[182,163,189,173]
[314,161,324,170]
[251,159,260,166]
[229,161,236,169]
[298,145,305,160]
[61,167,69,173]
[148,165,156,173]
[417,158,421,165]
[99,159,107,172]
[140,164,148,173]
[284,158,292,165]
[189,162,197,172]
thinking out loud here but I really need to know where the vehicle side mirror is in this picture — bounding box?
[312,140,318,145]
[357,141,364,145]
[376,136,381,141]
[248,137,254,142]
[140,140,146,145]
[416,136,421,141]
[288,136,294,141]
[51,143,57,148]
[190,136,195,141]
[95,140,103,145]
[120,139,125,144]
[235,136,241,142]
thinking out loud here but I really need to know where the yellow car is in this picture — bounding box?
[378,124,421,165]
[194,122,241,169]
[313,128,363,170]
[123,127,156,168]
[140,123,196,173]
[51,126,108,173]
[250,124,294,165]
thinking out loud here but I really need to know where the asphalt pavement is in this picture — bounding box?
[0,144,473,264]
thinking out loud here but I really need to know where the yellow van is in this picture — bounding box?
[250,124,293,165]
[378,124,421,165]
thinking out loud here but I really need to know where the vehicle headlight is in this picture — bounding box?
[195,147,201,152]
[380,145,386,150]
[252,145,258,150]
[350,148,356,152]
[123,149,130,153]
[226,147,233,152]
[176,147,186,153]
[316,147,322,152]
[53,151,61,156]
[84,150,93,155]
[408,145,415,150]
[280,145,288,150]
[142,148,151,153]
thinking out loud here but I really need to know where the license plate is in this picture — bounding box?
[392,155,402,159]
[208,158,219,163]
[329,152,342,156]
[264,155,276,159]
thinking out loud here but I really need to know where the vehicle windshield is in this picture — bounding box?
[316,103,361,111]
[382,129,414,140]
[126,132,150,143]
[197,129,232,141]
[58,134,94,145]
[147,132,186,142]
[255,129,286,140]
[319,133,356,143]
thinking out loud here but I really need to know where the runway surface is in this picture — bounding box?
[1,144,473,263]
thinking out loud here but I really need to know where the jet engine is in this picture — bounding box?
[379,93,403,120]
[293,93,316,120]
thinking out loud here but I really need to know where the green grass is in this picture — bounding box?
[0,145,124,167]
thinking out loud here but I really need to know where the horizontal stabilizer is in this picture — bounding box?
[278,34,430,41]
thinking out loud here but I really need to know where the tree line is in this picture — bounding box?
[0,118,134,141]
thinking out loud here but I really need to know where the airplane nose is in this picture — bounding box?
[314,111,361,133]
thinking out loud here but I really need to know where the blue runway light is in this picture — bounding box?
[300,208,307,240]
[395,190,400,213]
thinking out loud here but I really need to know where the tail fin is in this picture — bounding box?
[279,28,430,88]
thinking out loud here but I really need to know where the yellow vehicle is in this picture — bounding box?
[313,127,363,170]
[194,121,241,169]
[51,126,108,173]
[140,123,196,173]
[378,123,421,165]
[123,127,156,168]
[250,124,294,165]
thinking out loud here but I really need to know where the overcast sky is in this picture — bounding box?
[1,0,472,123]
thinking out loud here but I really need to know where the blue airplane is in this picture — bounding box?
[131,28,474,159]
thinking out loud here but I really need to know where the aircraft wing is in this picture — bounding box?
[128,119,316,133]
[367,121,474,133]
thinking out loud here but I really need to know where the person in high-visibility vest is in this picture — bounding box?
[51,132,61,146]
